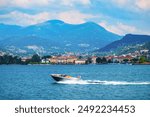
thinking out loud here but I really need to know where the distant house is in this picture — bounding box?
[21,57,32,62]
[147,51,150,60]
[91,56,97,64]
[57,57,67,64]
[105,56,114,61]
[66,56,77,64]
[49,57,58,64]
[113,55,133,63]
[41,58,50,63]
[140,49,149,53]
[0,51,5,56]
[75,59,86,64]
[49,56,77,64]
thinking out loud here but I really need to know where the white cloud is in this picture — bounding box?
[14,0,50,8]
[58,10,94,24]
[2,0,150,11]
[0,0,90,8]
[110,0,139,11]
[99,21,143,35]
[0,11,54,26]
[111,0,150,11]
[135,0,150,10]
[0,0,7,7]
[0,0,52,8]
[0,10,95,26]
[61,0,91,6]
[111,0,128,6]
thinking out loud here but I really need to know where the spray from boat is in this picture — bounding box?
[57,80,150,85]
[50,74,150,85]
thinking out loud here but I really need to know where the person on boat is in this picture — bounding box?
[66,75,71,78]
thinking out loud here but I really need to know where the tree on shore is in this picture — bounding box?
[108,59,112,63]
[123,58,129,63]
[86,57,92,64]
[131,58,138,63]
[139,56,146,63]
[42,55,52,59]
[102,57,107,63]
[0,55,22,64]
[96,57,107,64]
[30,54,41,63]
[96,57,102,64]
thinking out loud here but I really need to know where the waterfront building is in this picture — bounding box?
[75,59,87,64]
[21,57,32,62]
[91,56,97,64]
[41,58,50,63]
[49,56,77,64]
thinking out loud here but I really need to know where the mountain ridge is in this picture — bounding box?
[97,34,150,53]
[0,20,121,55]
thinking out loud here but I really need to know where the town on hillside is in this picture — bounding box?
[0,49,150,65]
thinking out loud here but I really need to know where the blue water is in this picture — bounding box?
[0,64,150,100]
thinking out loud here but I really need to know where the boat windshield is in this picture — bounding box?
[61,74,67,77]
[60,74,72,78]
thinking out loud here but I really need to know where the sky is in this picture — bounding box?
[0,0,150,35]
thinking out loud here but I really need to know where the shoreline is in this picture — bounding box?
[0,63,150,65]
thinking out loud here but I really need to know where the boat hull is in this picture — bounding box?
[51,74,80,82]
[51,75,66,81]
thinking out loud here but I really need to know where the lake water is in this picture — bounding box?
[0,64,150,100]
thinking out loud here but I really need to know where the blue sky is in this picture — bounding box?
[0,0,150,35]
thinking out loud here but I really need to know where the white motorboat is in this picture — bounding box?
[50,74,81,82]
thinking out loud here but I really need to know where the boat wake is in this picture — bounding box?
[57,80,150,85]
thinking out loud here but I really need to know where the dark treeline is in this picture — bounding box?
[0,55,22,64]
[0,54,42,65]
[96,57,110,64]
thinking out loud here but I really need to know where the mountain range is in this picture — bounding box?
[0,20,121,55]
[98,34,150,53]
